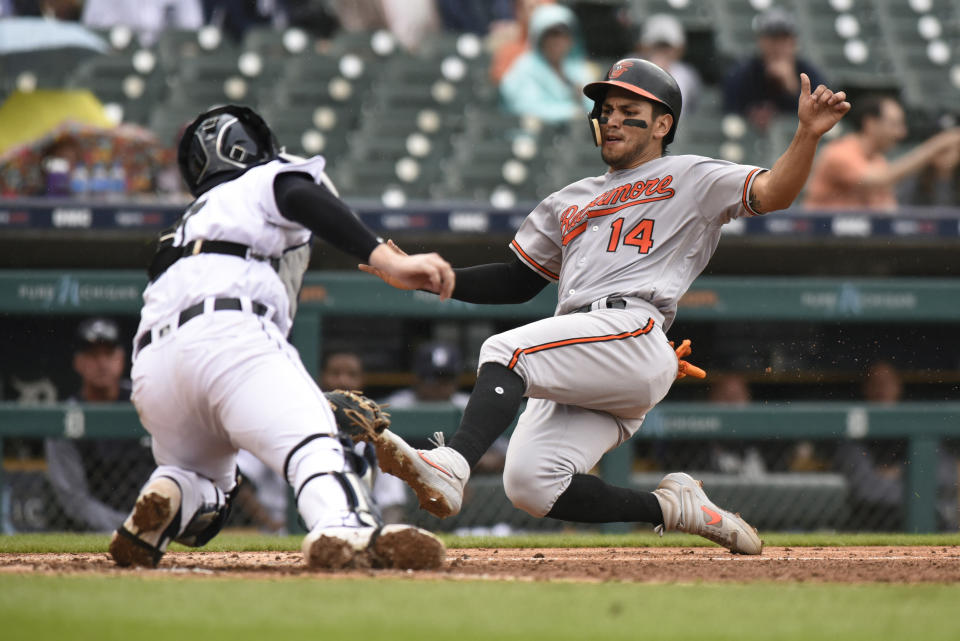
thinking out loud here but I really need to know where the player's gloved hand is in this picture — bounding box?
[324,390,391,442]
[670,339,706,379]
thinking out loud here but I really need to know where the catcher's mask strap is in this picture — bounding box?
[283,433,339,484]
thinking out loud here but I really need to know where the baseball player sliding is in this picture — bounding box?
[109,106,455,570]
[361,59,850,554]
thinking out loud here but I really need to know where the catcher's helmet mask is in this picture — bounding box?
[583,58,683,148]
[177,105,280,196]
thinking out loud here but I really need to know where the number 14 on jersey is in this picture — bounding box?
[606,218,655,254]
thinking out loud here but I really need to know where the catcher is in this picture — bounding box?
[109,105,454,571]
[357,60,850,554]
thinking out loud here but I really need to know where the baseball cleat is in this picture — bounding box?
[652,472,763,555]
[370,524,446,570]
[109,477,181,568]
[370,430,470,519]
[302,525,446,570]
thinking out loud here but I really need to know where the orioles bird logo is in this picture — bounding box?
[609,60,634,79]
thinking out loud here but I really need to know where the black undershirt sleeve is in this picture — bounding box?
[274,172,548,302]
[452,256,549,304]
[273,172,381,262]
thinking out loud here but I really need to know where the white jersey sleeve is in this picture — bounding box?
[509,193,564,282]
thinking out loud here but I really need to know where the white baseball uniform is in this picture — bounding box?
[480,154,765,516]
[131,156,365,532]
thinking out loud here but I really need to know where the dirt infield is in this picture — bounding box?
[3,546,960,583]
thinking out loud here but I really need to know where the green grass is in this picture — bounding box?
[3,530,960,554]
[1,574,958,641]
[3,531,959,640]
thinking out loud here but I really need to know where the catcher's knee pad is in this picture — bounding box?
[502,460,561,518]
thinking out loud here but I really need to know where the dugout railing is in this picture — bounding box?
[1,271,958,533]
[1,402,959,533]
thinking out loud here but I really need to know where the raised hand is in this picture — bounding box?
[797,72,851,137]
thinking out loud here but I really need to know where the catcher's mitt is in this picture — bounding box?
[325,389,390,442]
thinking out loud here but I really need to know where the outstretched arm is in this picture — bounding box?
[749,73,851,213]
[861,127,960,187]
[275,174,455,299]
[361,243,546,304]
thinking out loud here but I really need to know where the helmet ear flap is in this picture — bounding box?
[588,101,603,146]
[589,117,602,147]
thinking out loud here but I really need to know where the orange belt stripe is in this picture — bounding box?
[507,318,656,369]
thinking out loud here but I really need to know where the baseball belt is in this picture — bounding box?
[181,239,281,270]
[570,297,627,314]
[135,297,270,354]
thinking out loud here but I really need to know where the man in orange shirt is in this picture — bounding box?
[805,94,960,210]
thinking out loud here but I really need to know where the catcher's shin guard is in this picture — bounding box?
[109,476,182,568]
[285,432,382,529]
[110,467,234,568]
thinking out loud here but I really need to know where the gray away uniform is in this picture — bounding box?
[479,154,765,516]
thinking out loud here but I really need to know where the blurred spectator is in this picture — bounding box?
[384,341,470,409]
[861,360,903,404]
[329,0,382,31]
[0,120,179,199]
[82,0,203,47]
[723,7,827,132]
[499,3,597,124]
[708,372,751,405]
[901,137,960,207]
[3,0,74,18]
[320,349,366,391]
[834,360,958,530]
[633,13,701,116]
[7,0,82,19]
[204,0,289,43]
[285,0,340,38]
[436,0,513,35]
[43,317,154,532]
[804,95,960,211]
[488,0,554,85]
[330,0,440,53]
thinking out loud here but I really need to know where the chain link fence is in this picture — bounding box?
[406,438,959,534]
[3,435,958,534]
